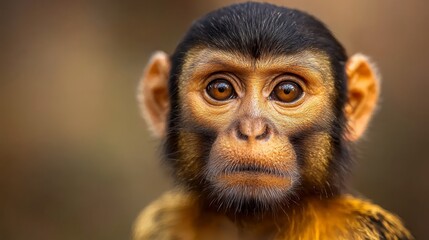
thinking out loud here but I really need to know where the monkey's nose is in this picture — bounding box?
[235,118,271,141]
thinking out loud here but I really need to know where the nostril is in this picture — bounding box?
[255,126,270,140]
[235,120,250,141]
[236,130,249,141]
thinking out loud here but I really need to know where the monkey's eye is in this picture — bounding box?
[271,81,303,103]
[206,79,235,101]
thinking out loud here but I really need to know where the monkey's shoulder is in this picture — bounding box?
[133,190,199,240]
[307,195,414,240]
[133,190,240,240]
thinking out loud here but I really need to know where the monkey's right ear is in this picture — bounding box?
[137,51,171,138]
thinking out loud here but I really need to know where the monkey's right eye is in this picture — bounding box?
[206,79,235,101]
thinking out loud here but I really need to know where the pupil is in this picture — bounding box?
[218,83,227,93]
[283,85,293,94]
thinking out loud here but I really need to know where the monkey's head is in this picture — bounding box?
[139,2,379,214]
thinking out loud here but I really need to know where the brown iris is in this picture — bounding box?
[272,81,303,103]
[206,79,235,101]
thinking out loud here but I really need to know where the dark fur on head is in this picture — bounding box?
[163,2,352,213]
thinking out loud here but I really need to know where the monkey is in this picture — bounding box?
[133,2,413,240]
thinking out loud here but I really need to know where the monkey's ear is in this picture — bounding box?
[345,54,380,141]
[138,51,171,138]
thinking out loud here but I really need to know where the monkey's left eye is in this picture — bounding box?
[206,79,235,101]
[271,81,304,103]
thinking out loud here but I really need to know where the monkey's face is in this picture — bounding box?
[140,5,379,214]
[175,48,338,210]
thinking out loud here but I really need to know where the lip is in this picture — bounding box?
[217,164,292,190]
[222,164,285,177]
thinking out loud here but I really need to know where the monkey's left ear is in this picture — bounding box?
[137,51,171,138]
[345,54,380,141]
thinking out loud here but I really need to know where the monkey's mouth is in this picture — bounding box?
[223,164,284,177]
[204,157,297,209]
[215,163,293,189]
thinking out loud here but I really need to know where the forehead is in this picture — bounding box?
[180,47,334,82]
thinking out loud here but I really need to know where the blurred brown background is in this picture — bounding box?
[1,0,428,239]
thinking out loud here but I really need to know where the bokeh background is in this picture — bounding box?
[1,0,428,239]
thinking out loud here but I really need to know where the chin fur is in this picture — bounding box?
[202,175,301,216]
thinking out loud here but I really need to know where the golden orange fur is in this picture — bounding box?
[134,190,412,240]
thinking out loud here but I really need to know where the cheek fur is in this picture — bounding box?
[297,132,333,187]
[175,131,214,188]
